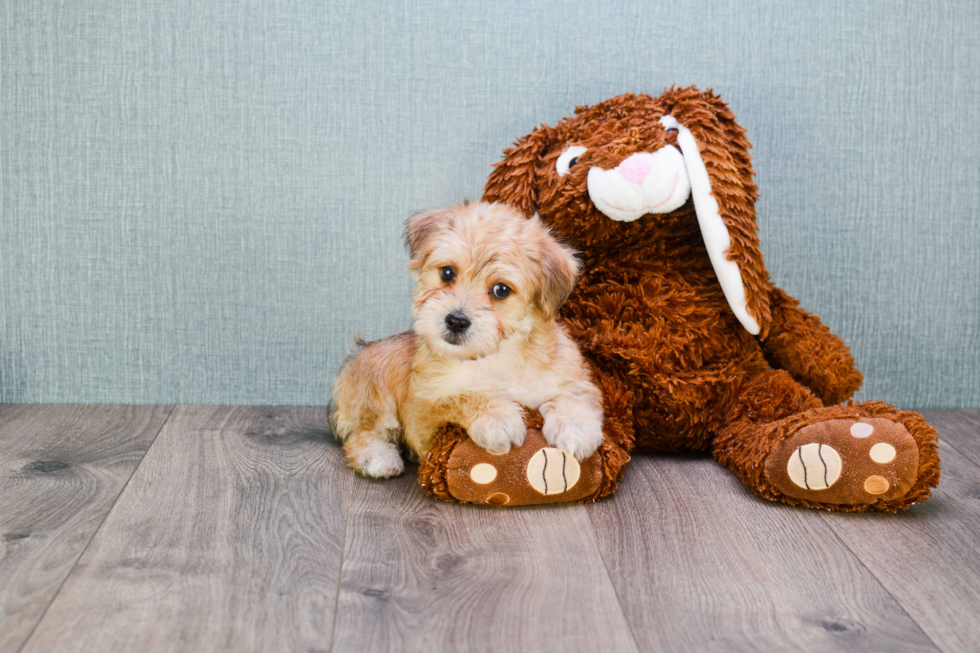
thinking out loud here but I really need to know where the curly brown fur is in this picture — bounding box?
[762,288,864,405]
[478,86,939,510]
[418,421,470,503]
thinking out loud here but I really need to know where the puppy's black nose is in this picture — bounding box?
[445,312,471,334]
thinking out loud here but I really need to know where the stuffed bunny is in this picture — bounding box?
[419,87,939,511]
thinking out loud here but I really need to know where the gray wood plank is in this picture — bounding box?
[922,409,980,468]
[821,411,980,653]
[588,454,939,653]
[20,406,351,653]
[0,404,173,653]
[332,469,639,653]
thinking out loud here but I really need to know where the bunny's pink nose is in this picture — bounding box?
[617,152,656,186]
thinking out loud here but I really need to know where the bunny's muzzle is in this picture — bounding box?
[586,145,692,222]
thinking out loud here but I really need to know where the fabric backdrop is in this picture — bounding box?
[2,0,978,407]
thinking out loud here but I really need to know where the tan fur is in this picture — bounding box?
[330,201,603,477]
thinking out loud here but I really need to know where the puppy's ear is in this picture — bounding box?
[530,215,580,319]
[483,128,552,217]
[404,208,447,271]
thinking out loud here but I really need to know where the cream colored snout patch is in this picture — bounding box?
[587,146,691,222]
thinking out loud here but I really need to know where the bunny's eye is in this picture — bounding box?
[556,146,588,177]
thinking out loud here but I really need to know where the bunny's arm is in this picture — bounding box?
[760,287,863,405]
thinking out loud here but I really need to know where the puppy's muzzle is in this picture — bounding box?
[444,311,471,342]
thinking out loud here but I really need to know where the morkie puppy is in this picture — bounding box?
[329,201,604,478]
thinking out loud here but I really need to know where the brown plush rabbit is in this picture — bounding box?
[419,87,939,511]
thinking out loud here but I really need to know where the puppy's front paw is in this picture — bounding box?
[542,413,603,461]
[349,440,405,478]
[468,405,526,455]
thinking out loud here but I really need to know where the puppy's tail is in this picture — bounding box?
[352,333,375,350]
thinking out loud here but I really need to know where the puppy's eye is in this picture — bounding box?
[491,283,511,300]
[556,146,588,177]
[666,128,679,136]
[439,266,456,283]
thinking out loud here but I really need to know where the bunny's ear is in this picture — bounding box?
[658,90,772,336]
[483,128,552,216]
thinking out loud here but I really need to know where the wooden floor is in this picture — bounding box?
[1,406,978,652]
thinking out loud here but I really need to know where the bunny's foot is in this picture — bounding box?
[765,417,920,505]
[716,402,940,511]
[418,410,628,506]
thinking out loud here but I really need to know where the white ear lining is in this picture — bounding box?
[659,115,760,335]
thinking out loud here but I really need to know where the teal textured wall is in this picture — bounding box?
[1,0,978,407]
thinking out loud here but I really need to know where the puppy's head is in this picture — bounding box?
[405,201,578,360]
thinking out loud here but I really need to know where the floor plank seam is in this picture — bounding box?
[13,405,178,653]
[585,508,644,653]
[327,468,356,653]
[819,517,944,652]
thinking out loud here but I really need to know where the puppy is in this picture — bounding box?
[329,201,604,478]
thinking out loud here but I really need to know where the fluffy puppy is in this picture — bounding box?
[330,201,604,478]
